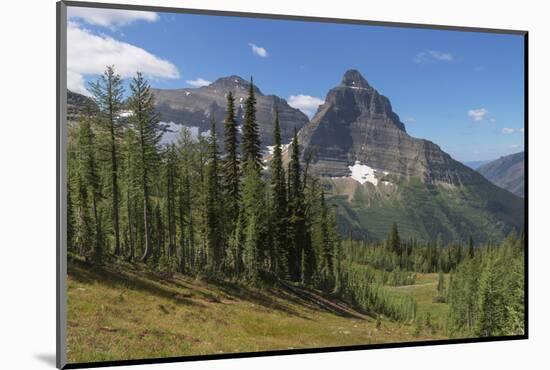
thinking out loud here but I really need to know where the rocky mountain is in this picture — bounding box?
[296,70,524,243]
[151,76,309,147]
[67,90,97,123]
[478,152,524,197]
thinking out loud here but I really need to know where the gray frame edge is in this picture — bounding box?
[56,1,68,369]
[62,0,527,35]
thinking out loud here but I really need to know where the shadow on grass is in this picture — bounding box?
[69,257,367,321]
[276,281,368,320]
[213,279,310,319]
[69,258,202,307]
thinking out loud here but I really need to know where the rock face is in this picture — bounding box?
[67,90,97,123]
[299,70,480,185]
[152,76,309,147]
[478,152,524,197]
[296,70,524,243]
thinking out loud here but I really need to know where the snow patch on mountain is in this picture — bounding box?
[159,121,201,145]
[349,161,378,185]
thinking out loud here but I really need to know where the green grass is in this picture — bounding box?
[385,273,450,333]
[67,257,447,364]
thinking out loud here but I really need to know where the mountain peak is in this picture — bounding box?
[209,75,262,95]
[341,69,371,89]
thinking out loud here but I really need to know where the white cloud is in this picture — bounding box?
[288,94,324,118]
[186,77,211,87]
[68,7,159,29]
[67,23,180,94]
[414,50,454,64]
[468,108,489,121]
[520,128,525,133]
[404,117,416,123]
[501,128,515,134]
[249,43,268,58]
[67,69,91,96]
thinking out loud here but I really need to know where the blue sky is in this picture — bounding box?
[67,7,525,162]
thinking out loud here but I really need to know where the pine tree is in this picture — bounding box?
[287,128,306,281]
[320,189,334,284]
[241,158,265,284]
[76,110,103,260]
[121,128,140,262]
[476,257,507,336]
[152,201,164,265]
[127,72,162,263]
[165,144,178,258]
[468,235,475,259]
[205,118,223,274]
[222,92,240,230]
[75,172,94,258]
[67,178,75,252]
[241,77,262,170]
[388,223,401,254]
[270,109,288,278]
[176,126,196,273]
[89,65,124,256]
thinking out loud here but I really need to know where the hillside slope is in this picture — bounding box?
[478,151,524,197]
[67,258,444,364]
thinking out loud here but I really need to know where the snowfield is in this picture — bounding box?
[349,161,378,185]
[330,161,393,187]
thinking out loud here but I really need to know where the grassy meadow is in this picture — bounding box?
[67,256,450,363]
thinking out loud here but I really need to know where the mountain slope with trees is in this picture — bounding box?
[295,70,524,243]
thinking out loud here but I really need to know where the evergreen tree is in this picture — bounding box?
[388,223,401,254]
[320,189,334,284]
[89,66,124,256]
[121,128,140,262]
[165,144,178,258]
[241,158,265,284]
[76,111,103,260]
[468,235,475,259]
[241,77,261,169]
[205,118,223,274]
[74,171,94,258]
[270,109,288,278]
[67,178,75,252]
[476,257,507,336]
[176,127,196,273]
[287,128,306,281]
[222,92,240,230]
[127,72,162,263]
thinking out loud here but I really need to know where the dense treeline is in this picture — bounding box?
[68,66,343,293]
[447,233,524,337]
[343,223,472,274]
[343,223,525,336]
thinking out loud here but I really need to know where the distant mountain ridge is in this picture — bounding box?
[463,160,492,170]
[151,76,309,147]
[478,152,524,197]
